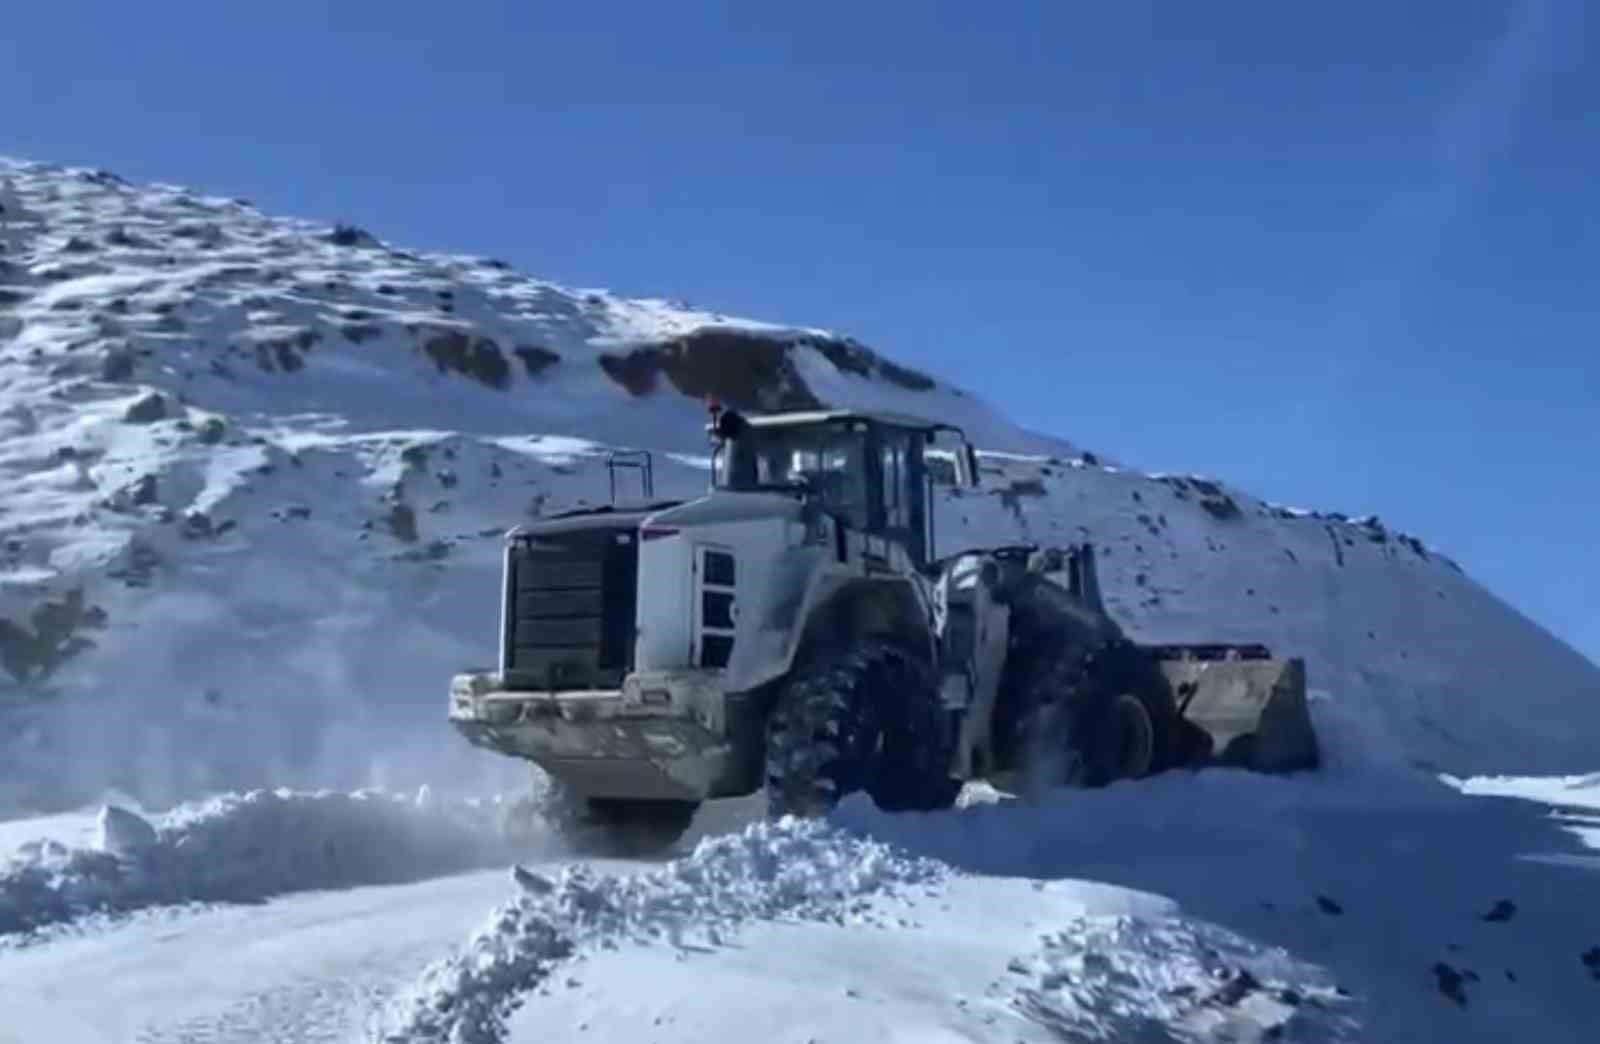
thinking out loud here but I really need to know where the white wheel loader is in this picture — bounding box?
[449,405,1316,851]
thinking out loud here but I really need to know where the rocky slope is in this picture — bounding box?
[1,157,1596,812]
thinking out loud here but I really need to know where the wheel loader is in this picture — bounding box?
[448,405,1317,849]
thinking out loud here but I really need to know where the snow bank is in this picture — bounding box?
[835,772,1600,1043]
[380,817,946,1044]
[0,787,520,938]
[1451,772,1600,811]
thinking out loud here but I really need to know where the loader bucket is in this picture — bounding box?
[1156,653,1318,773]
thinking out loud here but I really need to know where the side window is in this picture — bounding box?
[880,429,913,531]
[820,430,869,528]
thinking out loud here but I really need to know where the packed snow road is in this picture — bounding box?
[0,863,627,1044]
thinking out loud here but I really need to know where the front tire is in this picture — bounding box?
[1016,640,1181,789]
[764,639,959,818]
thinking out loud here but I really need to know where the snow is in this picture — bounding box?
[0,787,525,939]
[380,817,947,1043]
[0,867,579,1044]
[447,771,1595,1044]
[831,771,1600,1044]
[496,876,1350,1044]
[1,772,1594,1042]
[1012,916,1352,1043]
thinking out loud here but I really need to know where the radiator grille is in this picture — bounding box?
[503,527,638,690]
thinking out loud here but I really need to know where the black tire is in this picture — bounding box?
[510,771,698,856]
[765,639,959,818]
[1015,640,1182,789]
[584,797,700,855]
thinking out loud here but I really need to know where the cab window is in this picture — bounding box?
[718,422,870,529]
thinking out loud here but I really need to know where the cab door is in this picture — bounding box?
[870,425,927,566]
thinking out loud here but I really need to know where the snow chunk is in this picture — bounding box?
[1011,915,1353,1043]
[94,804,157,855]
[381,816,946,1044]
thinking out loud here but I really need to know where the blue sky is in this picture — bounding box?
[5,1,1595,663]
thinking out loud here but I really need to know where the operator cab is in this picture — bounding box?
[709,404,978,565]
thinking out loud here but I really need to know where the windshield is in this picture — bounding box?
[715,421,870,528]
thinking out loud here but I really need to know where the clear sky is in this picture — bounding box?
[5,1,1596,663]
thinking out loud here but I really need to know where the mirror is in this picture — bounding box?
[926,427,981,489]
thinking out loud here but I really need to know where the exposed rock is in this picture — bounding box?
[420,329,511,390]
[251,327,319,374]
[105,225,146,248]
[0,588,102,683]
[122,392,168,424]
[595,329,939,411]
[341,322,383,344]
[599,330,820,410]
[130,474,159,506]
[197,417,227,444]
[171,221,224,247]
[386,502,419,543]
[514,345,561,377]
[108,541,163,587]
[1200,492,1243,521]
[1482,899,1516,923]
[810,336,936,390]
[1432,962,1476,1007]
[325,223,374,247]
[96,347,136,382]
[398,538,452,563]
[998,477,1048,513]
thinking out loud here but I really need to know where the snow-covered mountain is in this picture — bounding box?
[3,157,1599,1044]
[1,156,1597,816]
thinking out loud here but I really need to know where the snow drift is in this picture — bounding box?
[1,155,1597,816]
[833,767,1600,1044]
[380,817,947,1044]
[383,764,1600,1044]
[0,787,517,938]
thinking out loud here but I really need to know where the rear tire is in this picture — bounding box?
[1016,640,1181,789]
[765,639,959,818]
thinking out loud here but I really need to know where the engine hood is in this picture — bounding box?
[508,500,684,539]
[644,491,805,529]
